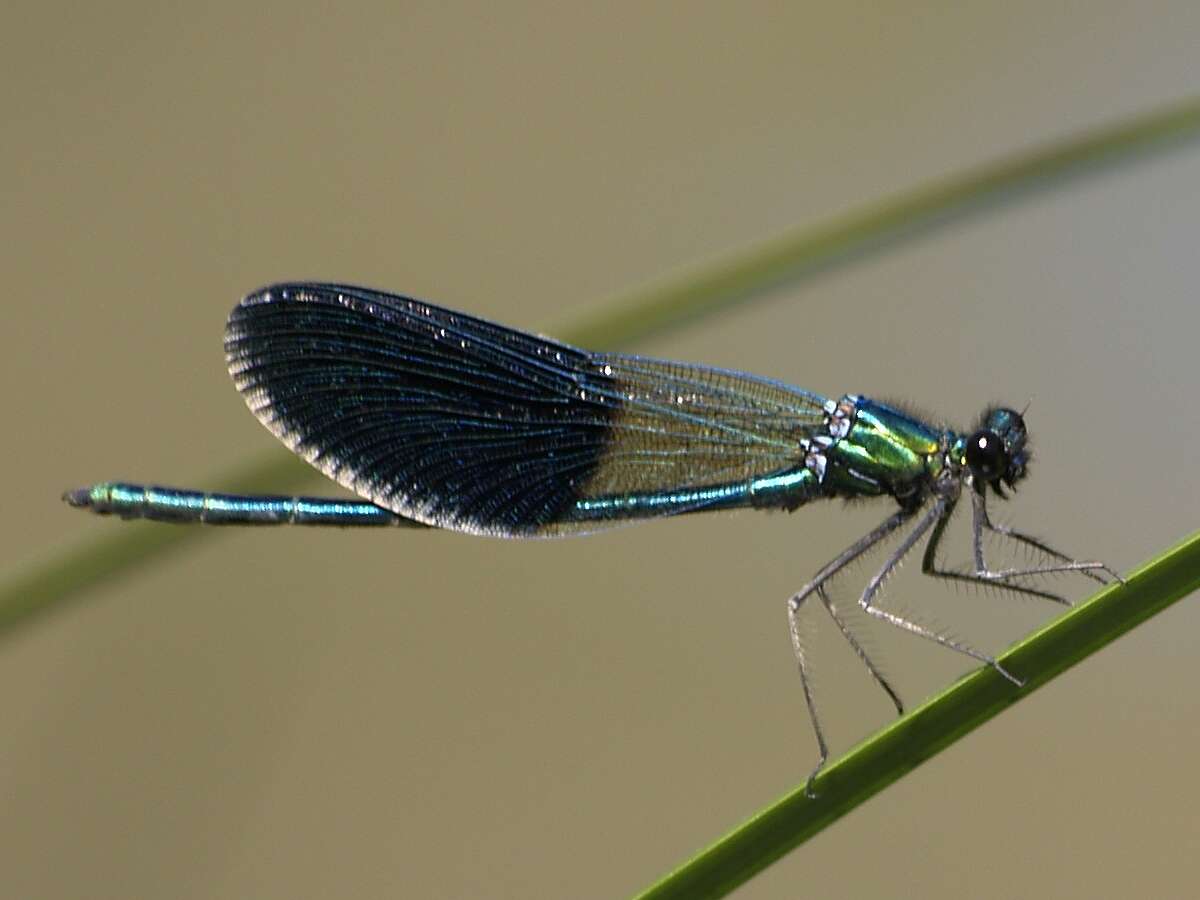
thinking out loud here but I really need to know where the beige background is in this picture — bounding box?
[4,3,1200,898]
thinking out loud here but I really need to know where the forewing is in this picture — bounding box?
[225,283,828,536]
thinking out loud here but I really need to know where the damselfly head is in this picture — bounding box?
[965,407,1029,495]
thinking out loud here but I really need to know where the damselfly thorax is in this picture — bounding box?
[65,283,1119,793]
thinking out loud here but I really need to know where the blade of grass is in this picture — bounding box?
[0,454,311,632]
[5,96,1200,636]
[635,529,1200,900]
[565,95,1200,349]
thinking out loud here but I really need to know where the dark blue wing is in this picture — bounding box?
[225,283,828,536]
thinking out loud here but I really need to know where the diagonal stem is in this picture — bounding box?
[634,529,1200,900]
[5,96,1200,637]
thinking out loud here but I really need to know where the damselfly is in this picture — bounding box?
[65,283,1119,788]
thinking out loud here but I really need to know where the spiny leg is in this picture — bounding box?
[818,585,904,715]
[799,509,914,591]
[787,508,913,796]
[859,497,1025,687]
[787,592,827,790]
[921,492,1072,607]
[791,587,906,800]
[970,488,1122,585]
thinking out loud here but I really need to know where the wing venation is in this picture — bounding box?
[225,283,828,535]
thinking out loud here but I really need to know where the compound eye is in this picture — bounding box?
[965,429,1005,481]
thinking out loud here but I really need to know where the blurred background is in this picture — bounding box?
[4,2,1199,897]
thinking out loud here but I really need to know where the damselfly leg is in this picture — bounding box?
[969,489,1123,586]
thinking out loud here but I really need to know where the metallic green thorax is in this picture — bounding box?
[64,281,1117,801]
[822,398,947,504]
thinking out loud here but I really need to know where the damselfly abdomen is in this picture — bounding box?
[65,283,1118,789]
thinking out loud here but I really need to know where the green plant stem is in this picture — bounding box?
[635,529,1200,900]
[567,96,1200,349]
[0,454,310,632]
[5,96,1200,635]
